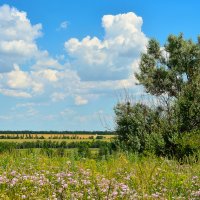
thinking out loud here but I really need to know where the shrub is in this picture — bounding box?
[77,143,91,158]
[114,102,157,153]
[0,142,16,153]
[96,135,104,139]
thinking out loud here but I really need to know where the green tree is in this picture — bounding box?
[114,34,200,157]
[114,102,157,153]
[136,34,200,97]
[175,74,200,132]
[135,34,200,132]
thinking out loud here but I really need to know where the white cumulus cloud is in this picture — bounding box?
[65,12,148,81]
[0,5,42,72]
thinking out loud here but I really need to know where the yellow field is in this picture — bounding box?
[0,138,113,143]
[0,134,115,139]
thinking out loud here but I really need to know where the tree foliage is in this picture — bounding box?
[114,102,159,152]
[135,34,200,98]
[136,34,200,133]
[114,34,200,158]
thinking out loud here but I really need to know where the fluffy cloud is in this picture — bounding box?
[0,5,41,41]
[31,55,63,70]
[0,5,62,73]
[0,66,83,98]
[0,65,44,97]
[65,12,148,81]
[6,64,31,89]
[0,5,42,72]
[0,5,80,99]
[33,69,59,82]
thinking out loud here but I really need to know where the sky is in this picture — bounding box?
[0,0,199,131]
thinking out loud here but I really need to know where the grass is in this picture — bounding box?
[0,150,199,199]
[16,148,99,155]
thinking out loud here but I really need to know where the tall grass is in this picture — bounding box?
[0,150,199,199]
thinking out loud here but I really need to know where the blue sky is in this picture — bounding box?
[0,0,199,131]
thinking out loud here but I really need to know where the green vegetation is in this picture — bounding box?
[0,150,199,199]
[0,140,114,153]
[0,138,111,143]
[115,34,200,160]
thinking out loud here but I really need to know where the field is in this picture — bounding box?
[0,149,199,199]
[0,134,199,199]
[0,138,111,143]
[0,133,115,139]
[0,133,114,144]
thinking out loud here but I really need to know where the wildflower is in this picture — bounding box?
[112,191,118,196]
[192,190,200,197]
[152,193,159,198]
[192,176,198,180]
[10,171,16,176]
[58,188,63,193]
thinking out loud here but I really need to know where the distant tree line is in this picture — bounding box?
[0,130,115,135]
[0,134,106,140]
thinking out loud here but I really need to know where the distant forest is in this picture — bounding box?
[0,130,115,135]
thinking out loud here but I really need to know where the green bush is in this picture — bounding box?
[0,142,16,153]
[96,135,104,139]
[77,143,91,158]
[114,102,159,153]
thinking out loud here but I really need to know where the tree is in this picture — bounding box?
[114,34,200,157]
[114,102,158,153]
[135,34,200,132]
[136,34,200,97]
[175,74,200,132]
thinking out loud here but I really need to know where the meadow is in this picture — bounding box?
[0,132,199,199]
[0,149,199,199]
